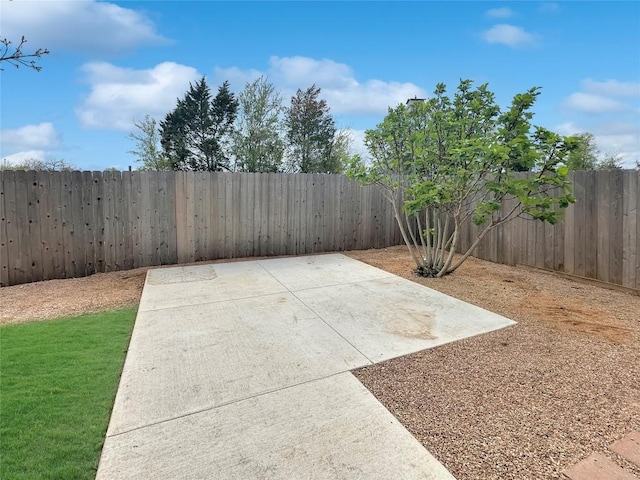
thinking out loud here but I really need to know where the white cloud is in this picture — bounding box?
[554,121,640,168]
[1,0,168,55]
[582,79,640,98]
[344,129,368,158]
[539,3,560,14]
[564,92,629,113]
[0,123,60,151]
[485,8,514,18]
[212,66,264,89]
[217,56,426,116]
[554,122,582,136]
[1,150,46,167]
[482,24,535,47]
[594,122,640,166]
[77,62,201,130]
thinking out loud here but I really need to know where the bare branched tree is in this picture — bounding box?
[0,36,49,71]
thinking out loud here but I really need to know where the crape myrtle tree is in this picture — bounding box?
[232,76,285,172]
[348,80,578,278]
[160,78,238,171]
[284,85,346,173]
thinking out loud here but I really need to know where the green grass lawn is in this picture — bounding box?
[0,308,136,480]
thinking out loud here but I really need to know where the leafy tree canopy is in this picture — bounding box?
[232,76,285,172]
[285,85,345,173]
[1,157,75,171]
[128,115,171,171]
[160,78,238,171]
[348,79,578,277]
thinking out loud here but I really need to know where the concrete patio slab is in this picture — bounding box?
[258,254,394,291]
[99,254,517,478]
[295,275,516,362]
[138,261,287,312]
[98,373,455,480]
[109,292,370,435]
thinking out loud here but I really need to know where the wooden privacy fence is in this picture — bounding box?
[1,170,638,290]
[0,171,402,287]
[456,170,639,291]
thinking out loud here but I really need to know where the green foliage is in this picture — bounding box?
[160,77,239,171]
[597,153,624,170]
[285,85,343,173]
[348,79,577,277]
[128,115,171,171]
[0,308,136,479]
[0,157,76,171]
[232,76,285,172]
[565,132,599,170]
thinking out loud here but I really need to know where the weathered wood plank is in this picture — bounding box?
[0,171,7,286]
[232,173,242,257]
[637,171,640,290]
[583,171,598,279]
[2,171,18,285]
[59,171,75,278]
[158,171,171,265]
[193,172,206,262]
[120,172,134,271]
[148,171,161,266]
[79,172,96,275]
[164,171,178,265]
[296,173,305,253]
[39,172,56,280]
[91,172,105,273]
[224,173,234,258]
[621,170,638,288]
[608,169,624,285]
[258,173,268,256]
[129,172,142,269]
[174,172,188,265]
[243,173,255,257]
[596,170,611,283]
[573,171,587,277]
[563,173,576,274]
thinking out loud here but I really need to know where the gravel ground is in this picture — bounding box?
[2,246,638,479]
[347,246,640,480]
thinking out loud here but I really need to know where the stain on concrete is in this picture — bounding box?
[385,310,436,340]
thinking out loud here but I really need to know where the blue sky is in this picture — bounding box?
[1,0,639,170]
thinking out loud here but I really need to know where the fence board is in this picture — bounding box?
[80,172,95,275]
[24,172,43,282]
[573,171,586,277]
[2,171,18,286]
[224,173,234,258]
[596,170,611,283]
[149,171,162,266]
[121,172,134,271]
[193,172,206,261]
[637,171,640,290]
[184,172,196,263]
[622,171,638,288]
[0,172,7,287]
[130,172,142,268]
[91,172,105,273]
[608,170,624,285]
[165,172,178,265]
[583,171,598,278]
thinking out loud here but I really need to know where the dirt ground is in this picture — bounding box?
[1,246,638,479]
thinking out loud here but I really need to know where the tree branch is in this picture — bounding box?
[1,36,49,72]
